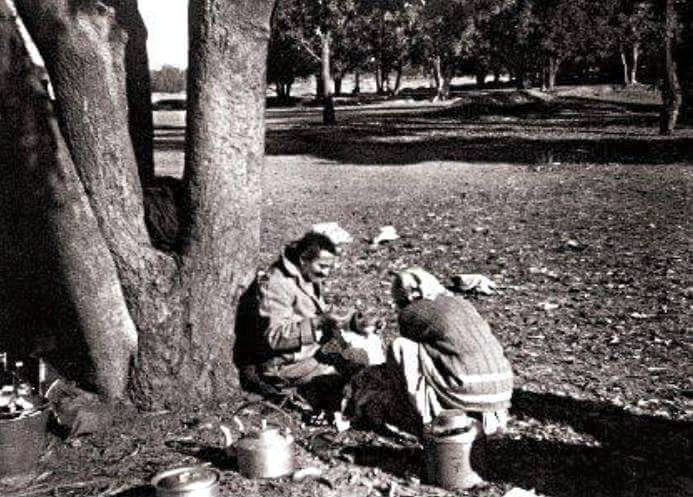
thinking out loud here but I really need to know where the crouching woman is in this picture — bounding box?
[344,267,513,443]
[389,267,513,436]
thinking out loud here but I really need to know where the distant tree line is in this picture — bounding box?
[150,65,186,93]
[267,0,691,130]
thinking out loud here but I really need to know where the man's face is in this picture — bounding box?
[300,249,336,283]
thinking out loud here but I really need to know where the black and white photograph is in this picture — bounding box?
[0,0,690,496]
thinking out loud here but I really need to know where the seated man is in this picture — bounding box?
[236,231,375,407]
[344,268,513,439]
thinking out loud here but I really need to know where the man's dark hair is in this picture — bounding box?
[289,232,337,263]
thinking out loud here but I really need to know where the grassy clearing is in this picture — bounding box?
[10,88,689,497]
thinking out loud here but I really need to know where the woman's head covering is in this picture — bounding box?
[391,267,451,308]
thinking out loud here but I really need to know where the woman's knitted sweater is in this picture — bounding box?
[398,295,513,412]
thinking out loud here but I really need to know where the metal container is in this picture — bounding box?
[151,466,220,497]
[0,407,49,478]
[230,420,294,479]
[423,409,480,491]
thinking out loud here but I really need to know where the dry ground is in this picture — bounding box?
[3,87,691,497]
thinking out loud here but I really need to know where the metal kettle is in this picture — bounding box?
[220,418,294,479]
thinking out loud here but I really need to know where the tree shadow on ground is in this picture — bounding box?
[481,390,692,497]
[340,443,422,479]
[340,390,691,497]
[164,438,237,471]
[112,485,154,497]
[266,129,693,166]
[262,95,691,166]
[154,93,692,166]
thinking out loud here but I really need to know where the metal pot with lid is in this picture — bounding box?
[151,465,220,497]
[220,418,294,479]
[423,409,482,491]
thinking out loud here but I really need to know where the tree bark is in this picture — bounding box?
[275,81,286,100]
[393,64,402,96]
[621,43,640,86]
[173,0,272,407]
[382,69,391,94]
[111,0,155,186]
[4,0,137,399]
[14,0,274,408]
[374,66,383,94]
[275,80,292,101]
[352,70,361,95]
[320,31,335,125]
[432,56,446,101]
[334,75,342,96]
[631,42,639,85]
[620,49,631,86]
[315,73,324,99]
[542,56,560,91]
[16,0,173,401]
[660,0,681,135]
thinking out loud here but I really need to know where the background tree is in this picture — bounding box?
[529,0,593,91]
[408,0,472,100]
[609,0,658,86]
[482,0,538,88]
[268,1,317,101]
[677,0,692,121]
[3,0,275,408]
[659,0,682,134]
[273,0,361,123]
[150,64,187,93]
[408,0,513,100]
[358,0,412,95]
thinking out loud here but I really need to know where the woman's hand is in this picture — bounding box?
[349,311,385,335]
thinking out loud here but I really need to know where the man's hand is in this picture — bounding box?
[314,310,352,342]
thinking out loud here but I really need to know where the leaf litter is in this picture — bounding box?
[3,93,691,497]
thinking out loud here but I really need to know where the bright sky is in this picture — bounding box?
[140,0,188,69]
[13,0,188,69]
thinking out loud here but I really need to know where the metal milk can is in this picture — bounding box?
[423,409,481,490]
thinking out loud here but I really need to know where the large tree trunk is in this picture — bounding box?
[5,0,137,399]
[164,0,270,407]
[320,31,335,125]
[115,0,155,186]
[660,0,681,135]
[14,0,273,408]
[16,0,169,400]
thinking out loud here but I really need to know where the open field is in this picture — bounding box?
[4,88,691,497]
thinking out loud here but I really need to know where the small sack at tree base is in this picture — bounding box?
[46,380,113,437]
